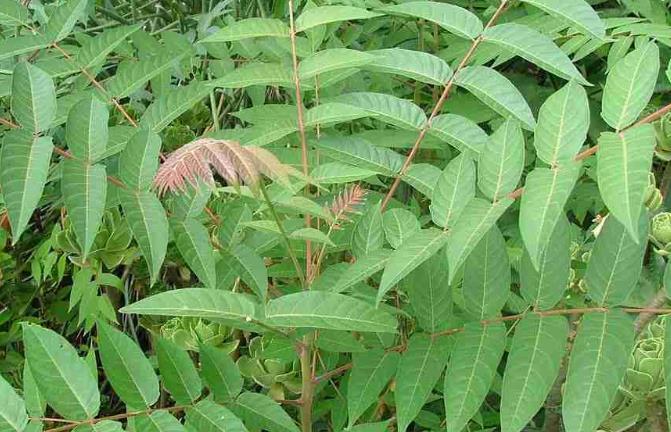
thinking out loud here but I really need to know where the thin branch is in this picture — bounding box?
[0,117,18,128]
[312,362,352,384]
[634,289,669,334]
[380,0,510,211]
[41,405,189,432]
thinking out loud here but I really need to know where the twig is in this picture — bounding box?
[312,362,352,384]
[0,117,18,128]
[634,289,669,334]
[41,405,189,432]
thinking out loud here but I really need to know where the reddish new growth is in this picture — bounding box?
[327,184,366,228]
[153,138,298,195]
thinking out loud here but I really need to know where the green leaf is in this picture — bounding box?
[483,23,589,85]
[0,130,53,243]
[332,249,392,293]
[299,48,376,80]
[0,35,49,61]
[156,338,202,405]
[335,92,427,130]
[446,198,513,283]
[428,114,488,154]
[477,120,525,201]
[500,315,569,432]
[171,218,216,290]
[305,103,370,128]
[232,392,299,432]
[444,322,506,432]
[75,25,141,70]
[596,124,656,239]
[378,228,449,303]
[22,324,100,420]
[430,153,476,229]
[11,62,56,133]
[601,42,659,130]
[62,160,108,258]
[403,163,441,197]
[519,162,581,269]
[97,322,159,410]
[45,0,88,42]
[65,97,108,161]
[187,400,247,432]
[265,291,397,333]
[562,311,635,432]
[520,0,605,38]
[520,216,571,310]
[201,18,289,42]
[403,254,452,332]
[135,410,186,432]
[295,6,382,32]
[315,136,403,176]
[289,227,334,246]
[395,334,451,432]
[23,366,45,417]
[347,349,400,427]
[379,1,483,40]
[222,244,267,301]
[73,420,123,432]
[454,66,535,130]
[365,48,452,85]
[118,128,162,190]
[463,226,511,320]
[382,208,420,249]
[140,82,210,133]
[584,212,648,306]
[106,53,185,99]
[0,0,30,27]
[120,190,168,284]
[172,182,212,219]
[0,375,28,432]
[352,201,384,258]
[666,318,671,428]
[209,62,294,89]
[311,162,376,184]
[200,344,243,402]
[534,81,590,165]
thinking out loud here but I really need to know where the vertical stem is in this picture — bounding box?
[299,334,314,432]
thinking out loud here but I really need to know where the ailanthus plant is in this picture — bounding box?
[1,0,671,432]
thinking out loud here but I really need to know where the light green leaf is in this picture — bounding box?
[0,130,53,243]
[520,0,605,38]
[45,0,87,42]
[596,124,656,239]
[156,338,202,405]
[62,160,107,258]
[140,81,210,133]
[0,375,28,432]
[73,420,123,432]
[352,201,384,258]
[106,53,185,99]
[201,18,289,42]
[483,23,590,85]
[365,48,452,85]
[118,128,162,190]
[75,25,141,70]
[315,136,403,176]
[65,97,108,161]
[311,162,376,184]
[332,249,392,293]
[666,318,671,428]
[289,227,334,246]
[120,288,258,321]
[171,218,217,290]
[454,66,535,130]
[519,162,581,269]
[222,244,267,301]
[0,35,49,61]
[209,62,294,89]
[347,349,400,427]
[446,198,513,283]
[187,400,247,432]
[299,48,376,80]
[562,311,635,432]
[0,0,30,27]
[463,226,511,320]
[584,212,648,306]
[430,153,476,229]
[97,322,159,410]
[520,216,571,310]
[335,92,427,130]
[378,228,449,303]
[232,392,299,432]
[120,190,168,284]
[601,41,659,130]
[265,291,397,333]
[403,254,452,332]
[403,163,441,197]
[396,334,450,432]
[305,103,369,128]
[11,62,56,133]
[379,1,483,40]
[428,114,488,154]
[477,119,525,201]
[444,322,506,432]
[500,315,569,432]
[22,324,100,420]
[200,345,243,402]
[382,208,420,249]
[172,182,212,219]
[135,410,186,432]
[295,6,382,32]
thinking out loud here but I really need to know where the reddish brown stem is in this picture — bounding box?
[41,405,189,432]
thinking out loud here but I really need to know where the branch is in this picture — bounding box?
[40,405,189,432]
[380,0,510,211]
[312,362,353,384]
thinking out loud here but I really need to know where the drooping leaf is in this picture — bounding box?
[11,62,56,133]
[201,18,289,42]
[347,349,400,427]
[352,201,384,258]
[315,136,403,176]
[65,96,109,161]
[382,208,420,250]
[118,128,162,191]
[596,124,656,239]
[106,53,185,99]
[335,92,427,130]
[379,1,483,40]
[22,324,100,420]
[222,244,267,301]
[75,25,141,70]
[265,291,397,333]
[200,344,243,402]
[454,66,535,130]
[171,218,216,290]
[395,334,451,432]
[430,153,476,229]
[187,400,247,432]
[44,0,87,42]
[483,23,590,85]
[428,114,488,154]
[520,0,605,38]
[562,311,635,432]
[0,375,28,432]
[444,322,506,432]
[534,80,590,165]
[331,249,392,293]
[601,42,659,130]
[140,82,210,133]
[500,315,569,432]
[463,226,511,320]
[232,392,299,432]
[477,120,525,201]
[156,338,202,405]
[365,48,452,85]
[403,254,452,332]
[295,6,382,32]
[299,48,376,80]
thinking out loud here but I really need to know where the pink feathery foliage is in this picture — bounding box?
[153,138,298,195]
[327,184,366,227]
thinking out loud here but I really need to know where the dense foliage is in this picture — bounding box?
[1,0,671,431]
